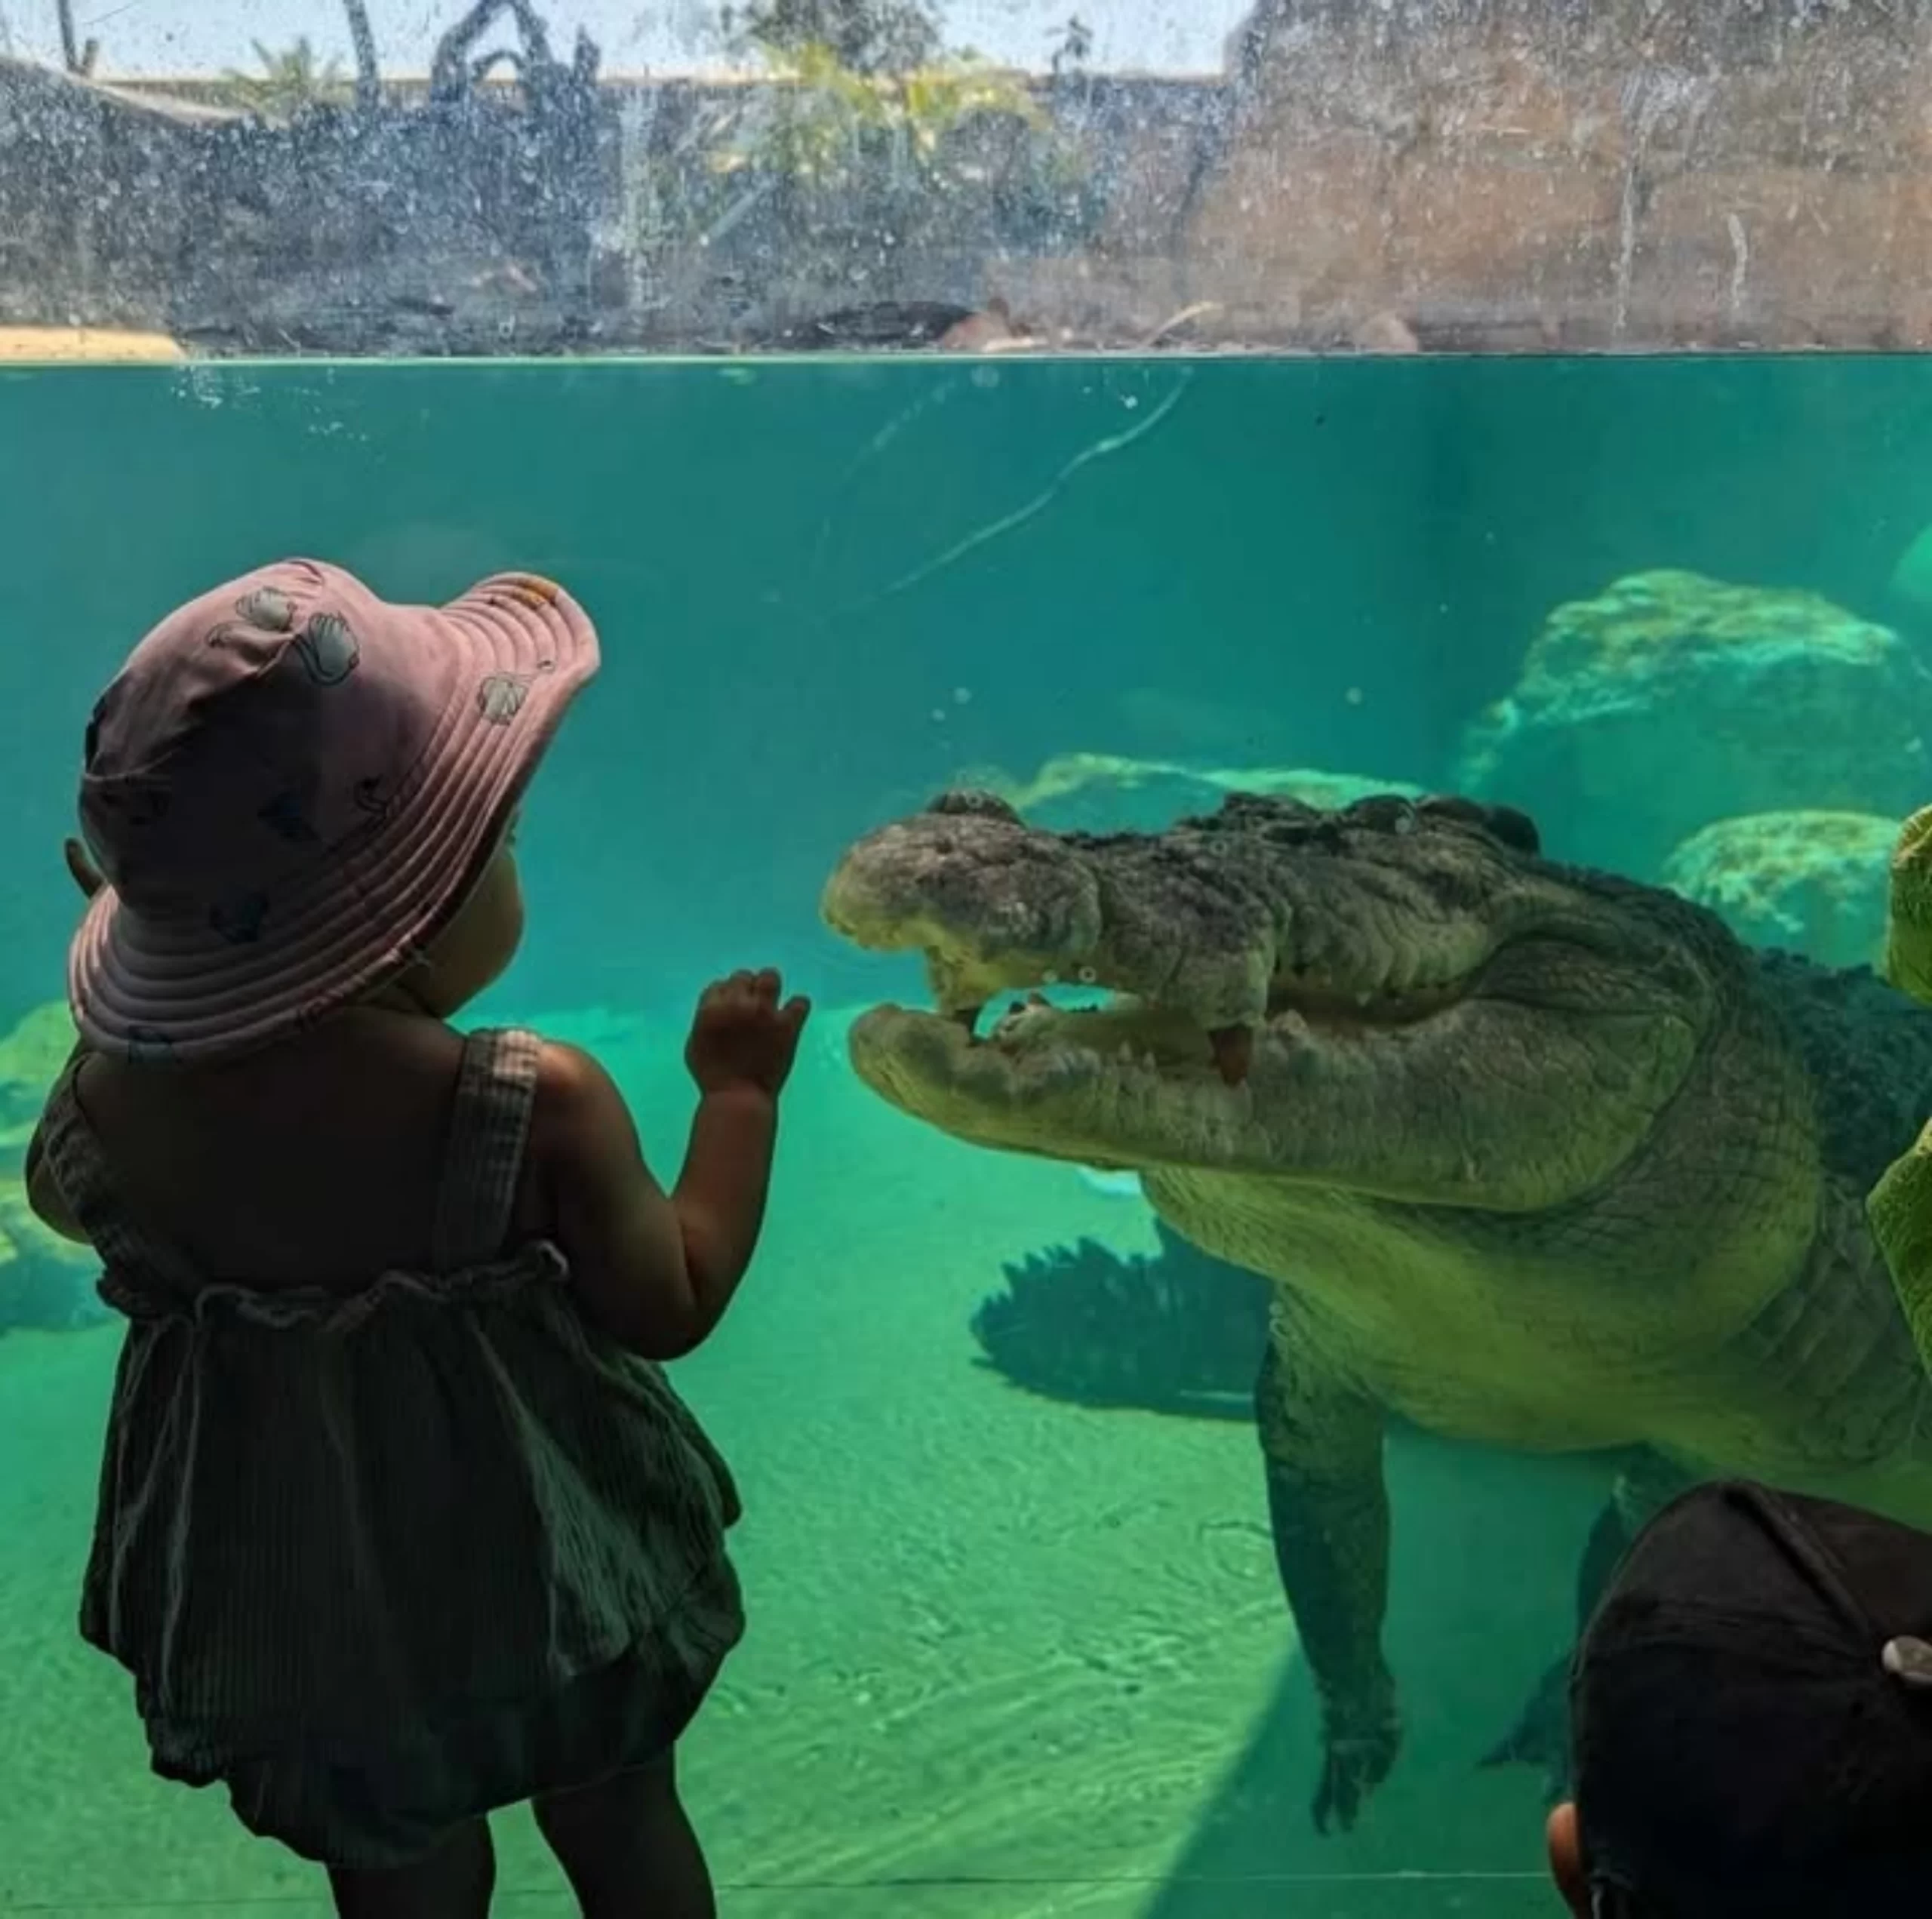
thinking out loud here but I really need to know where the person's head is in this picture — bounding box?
[69,558,598,1062]
[1549,1478,1932,1917]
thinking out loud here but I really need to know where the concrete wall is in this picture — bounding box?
[1175,0,1932,349]
[8,0,1932,355]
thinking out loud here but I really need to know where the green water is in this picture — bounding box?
[2,352,1930,1914]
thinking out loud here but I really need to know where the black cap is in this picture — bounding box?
[1571,1478,1932,1914]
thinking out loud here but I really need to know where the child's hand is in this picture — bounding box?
[685,967,811,1099]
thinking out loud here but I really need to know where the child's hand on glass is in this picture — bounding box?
[685,968,810,1100]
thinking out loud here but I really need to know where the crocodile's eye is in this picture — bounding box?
[1344,794,1419,835]
[928,787,1021,823]
[1417,794,1542,856]
[1482,805,1541,856]
[1417,794,1487,828]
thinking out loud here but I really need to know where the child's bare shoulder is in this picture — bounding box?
[531,1036,626,1105]
[528,1038,638,1158]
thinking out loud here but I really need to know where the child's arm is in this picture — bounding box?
[529,1042,783,1361]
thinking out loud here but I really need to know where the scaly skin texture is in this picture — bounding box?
[1882,801,1932,1001]
[823,787,1932,1831]
[1867,803,1932,1366]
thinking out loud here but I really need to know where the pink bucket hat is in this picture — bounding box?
[69,558,599,1063]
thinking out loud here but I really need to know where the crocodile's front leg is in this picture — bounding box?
[1256,1310,1395,1834]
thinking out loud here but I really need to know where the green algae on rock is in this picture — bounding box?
[953,750,1423,836]
[1662,810,1896,972]
[1459,570,1930,877]
[0,1000,98,1334]
[0,1000,76,1162]
[0,1174,97,1335]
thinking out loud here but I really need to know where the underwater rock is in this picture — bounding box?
[0,1001,100,1335]
[971,1221,1270,1418]
[953,750,1422,836]
[0,1177,100,1336]
[1887,523,1932,629]
[0,1000,75,1159]
[1662,810,1897,972]
[1457,570,1931,877]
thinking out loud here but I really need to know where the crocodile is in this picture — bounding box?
[820,786,1932,1832]
[1866,801,1932,1369]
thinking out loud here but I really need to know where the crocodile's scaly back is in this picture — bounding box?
[1756,951,1932,1193]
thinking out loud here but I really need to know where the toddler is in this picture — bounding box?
[26,560,808,1919]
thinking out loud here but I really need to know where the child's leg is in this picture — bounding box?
[532,1750,715,1919]
[325,1818,496,1919]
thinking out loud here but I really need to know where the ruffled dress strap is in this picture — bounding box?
[35,1029,549,1319]
[432,1026,543,1269]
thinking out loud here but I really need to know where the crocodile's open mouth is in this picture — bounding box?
[826,794,1706,1204]
[869,955,1478,1091]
